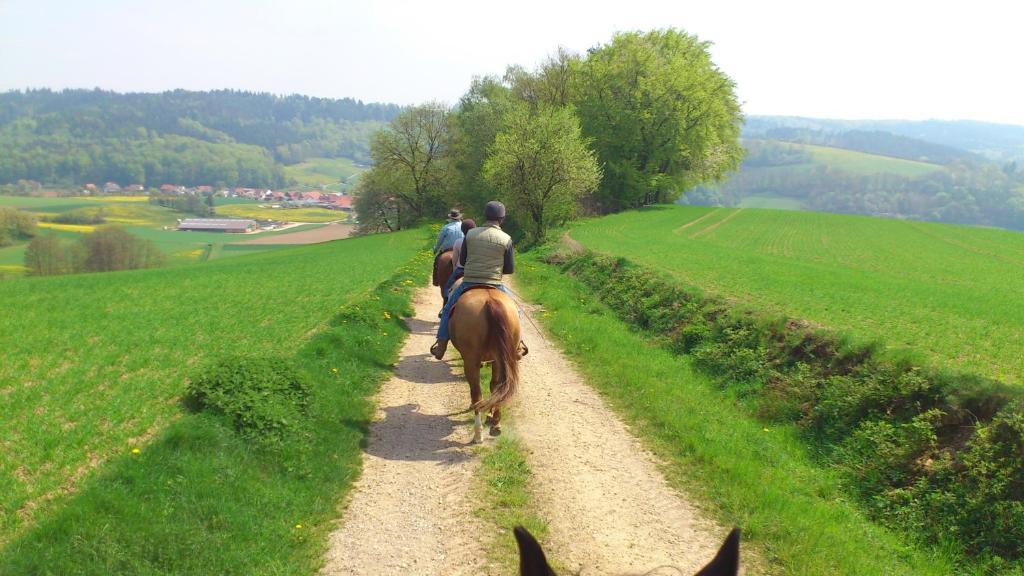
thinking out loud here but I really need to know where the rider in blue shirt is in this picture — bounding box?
[432,209,464,286]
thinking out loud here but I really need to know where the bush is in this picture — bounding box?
[186,355,312,446]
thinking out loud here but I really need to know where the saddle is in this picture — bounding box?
[448,284,498,320]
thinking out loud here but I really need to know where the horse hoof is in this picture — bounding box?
[484,415,494,426]
[489,426,502,437]
[472,431,483,444]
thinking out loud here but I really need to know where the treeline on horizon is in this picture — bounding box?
[689,138,1024,230]
[0,89,402,188]
[357,29,744,241]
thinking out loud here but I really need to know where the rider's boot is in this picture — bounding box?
[430,339,448,360]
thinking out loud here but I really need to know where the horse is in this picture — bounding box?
[433,249,455,305]
[448,285,522,443]
[514,525,740,576]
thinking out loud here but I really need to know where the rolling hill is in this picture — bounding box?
[0,89,400,189]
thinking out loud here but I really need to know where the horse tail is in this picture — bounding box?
[475,294,520,413]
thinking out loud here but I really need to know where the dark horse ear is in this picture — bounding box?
[694,528,740,576]
[514,526,557,576]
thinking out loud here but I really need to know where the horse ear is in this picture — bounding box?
[694,528,740,576]
[514,526,557,576]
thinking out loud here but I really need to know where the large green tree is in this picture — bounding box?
[482,103,601,243]
[365,103,451,222]
[576,29,744,212]
[447,78,515,218]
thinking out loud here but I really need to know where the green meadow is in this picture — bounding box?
[568,205,1024,384]
[283,157,365,190]
[0,229,425,551]
[800,142,945,177]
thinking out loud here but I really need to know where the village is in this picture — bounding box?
[81,181,354,210]
[72,181,356,233]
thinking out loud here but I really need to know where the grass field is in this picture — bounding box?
[741,141,946,178]
[516,257,956,575]
[567,205,1024,384]
[0,230,425,549]
[0,195,341,273]
[215,203,349,223]
[283,157,365,190]
[801,143,945,177]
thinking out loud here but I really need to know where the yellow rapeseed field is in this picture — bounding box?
[37,222,97,233]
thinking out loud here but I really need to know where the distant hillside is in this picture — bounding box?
[746,115,1024,162]
[0,89,401,188]
[686,138,1024,230]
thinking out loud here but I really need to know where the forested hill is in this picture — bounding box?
[0,89,402,188]
[745,115,1024,162]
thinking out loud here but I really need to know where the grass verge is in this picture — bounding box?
[515,253,957,576]
[475,432,549,576]
[0,251,429,575]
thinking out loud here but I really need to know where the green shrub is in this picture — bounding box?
[186,355,312,446]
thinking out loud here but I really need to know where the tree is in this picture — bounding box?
[80,226,165,272]
[366,103,451,222]
[24,234,71,276]
[575,29,744,212]
[354,167,411,233]
[448,77,516,218]
[0,206,37,246]
[482,103,601,243]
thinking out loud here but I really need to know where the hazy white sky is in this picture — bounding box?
[1,0,1022,124]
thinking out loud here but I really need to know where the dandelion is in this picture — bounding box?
[295,523,302,529]
[331,368,338,373]
[131,447,140,454]
[762,428,770,432]
[383,311,391,320]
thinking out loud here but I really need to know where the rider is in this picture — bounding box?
[431,201,515,360]
[444,218,476,296]
[432,208,464,285]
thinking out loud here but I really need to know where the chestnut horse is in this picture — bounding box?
[433,250,455,305]
[514,525,740,576]
[448,286,521,443]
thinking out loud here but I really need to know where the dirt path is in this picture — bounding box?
[322,286,724,574]
[512,289,723,575]
[321,289,487,575]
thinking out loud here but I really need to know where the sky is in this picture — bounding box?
[0,0,1022,125]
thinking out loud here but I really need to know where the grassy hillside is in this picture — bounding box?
[282,157,365,191]
[799,142,944,177]
[0,230,424,546]
[568,205,1024,384]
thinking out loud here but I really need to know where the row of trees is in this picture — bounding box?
[0,132,286,188]
[0,89,401,188]
[24,226,165,276]
[150,193,215,217]
[356,29,744,242]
